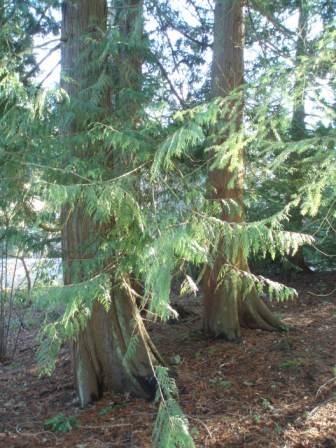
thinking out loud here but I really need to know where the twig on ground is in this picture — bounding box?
[307,287,336,297]
[15,426,58,441]
[79,423,132,430]
[307,397,336,418]
[316,377,336,398]
[186,415,213,438]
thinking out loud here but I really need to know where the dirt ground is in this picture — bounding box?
[0,272,336,447]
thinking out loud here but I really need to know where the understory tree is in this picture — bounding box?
[0,0,60,360]
[245,0,336,272]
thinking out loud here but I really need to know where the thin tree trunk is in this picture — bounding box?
[203,0,283,340]
[288,0,311,271]
[291,0,308,141]
[61,0,160,407]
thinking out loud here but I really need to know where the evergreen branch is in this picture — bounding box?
[36,59,61,90]
[249,0,297,38]
[153,366,195,448]
[24,43,61,81]
[153,56,186,108]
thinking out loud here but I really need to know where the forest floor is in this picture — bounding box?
[0,271,336,448]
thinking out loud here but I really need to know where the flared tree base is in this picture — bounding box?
[74,288,161,407]
[203,278,285,341]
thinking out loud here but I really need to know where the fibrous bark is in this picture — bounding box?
[61,0,160,407]
[203,0,284,340]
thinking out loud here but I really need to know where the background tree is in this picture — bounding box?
[148,0,316,344]
[201,0,283,340]
[0,0,60,360]
[245,0,336,273]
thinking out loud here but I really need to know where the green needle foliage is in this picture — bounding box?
[44,413,79,433]
[0,1,335,446]
[153,367,195,448]
[35,274,111,376]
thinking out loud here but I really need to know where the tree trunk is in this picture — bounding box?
[61,0,160,407]
[291,0,308,141]
[203,0,283,340]
[287,0,311,272]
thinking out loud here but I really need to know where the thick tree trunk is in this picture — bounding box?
[73,289,159,405]
[62,208,160,406]
[61,0,160,407]
[203,247,284,340]
[203,0,283,340]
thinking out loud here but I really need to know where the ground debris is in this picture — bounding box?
[0,272,335,447]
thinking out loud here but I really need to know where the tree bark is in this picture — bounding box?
[203,0,283,340]
[287,0,311,272]
[61,0,160,407]
[291,0,308,141]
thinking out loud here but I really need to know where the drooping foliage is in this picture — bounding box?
[0,0,335,446]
